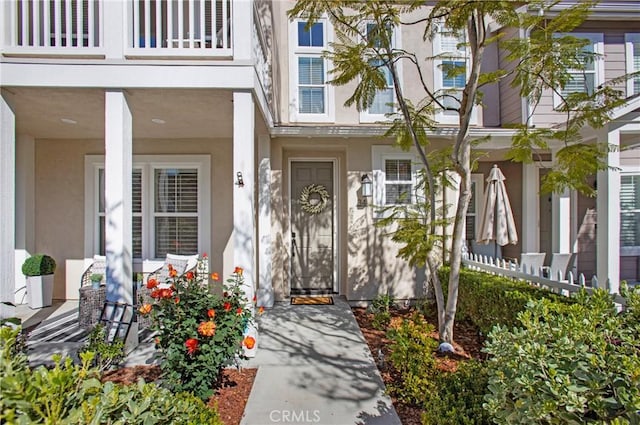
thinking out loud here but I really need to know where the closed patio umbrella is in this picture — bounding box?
[476,165,518,255]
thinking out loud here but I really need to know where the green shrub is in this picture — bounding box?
[484,287,640,424]
[0,325,222,424]
[438,267,572,334]
[370,293,394,330]
[421,360,491,425]
[21,254,57,276]
[386,313,439,405]
[141,260,253,400]
[78,323,125,372]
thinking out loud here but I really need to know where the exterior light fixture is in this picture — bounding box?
[361,174,373,198]
[235,171,244,187]
[358,174,373,208]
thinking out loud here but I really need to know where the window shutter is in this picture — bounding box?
[621,175,640,247]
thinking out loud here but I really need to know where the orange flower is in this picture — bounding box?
[198,321,216,337]
[236,307,243,315]
[258,306,265,315]
[223,302,232,312]
[150,289,161,298]
[243,336,256,350]
[253,294,257,304]
[203,252,208,258]
[174,297,180,304]
[207,309,216,319]
[185,338,199,354]
[160,288,174,299]
[234,266,243,276]
[146,278,158,289]
[211,272,220,281]
[138,303,152,315]
[185,271,194,280]
[169,268,178,278]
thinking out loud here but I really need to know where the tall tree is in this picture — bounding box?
[289,0,628,343]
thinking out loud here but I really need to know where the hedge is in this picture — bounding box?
[438,266,573,334]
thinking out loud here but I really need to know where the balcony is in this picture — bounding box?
[2,0,233,58]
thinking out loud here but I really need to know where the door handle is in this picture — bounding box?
[291,232,296,257]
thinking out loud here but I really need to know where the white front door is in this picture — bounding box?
[290,161,334,293]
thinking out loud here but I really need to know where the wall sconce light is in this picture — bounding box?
[361,174,373,198]
[235,171,244,187]
[358,174,373,208]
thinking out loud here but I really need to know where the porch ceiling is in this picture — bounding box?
[2,87,234,140]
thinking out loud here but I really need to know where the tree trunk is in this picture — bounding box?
[427,252,445,335]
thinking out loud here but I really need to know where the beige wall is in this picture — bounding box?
[270,137,427,301]
[34,137,233,300]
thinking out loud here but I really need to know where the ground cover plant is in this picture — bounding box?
[139,259,254,400]
[0,325,222,424]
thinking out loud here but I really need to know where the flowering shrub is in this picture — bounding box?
[140,257,253,399]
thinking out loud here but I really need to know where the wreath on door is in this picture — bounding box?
[299,184,330,215]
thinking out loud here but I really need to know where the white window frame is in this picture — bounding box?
[360,22,402,123]
[372,146,421,218]
[84,155,211,264]
[621,168,640,256]
[432,23,476,125]
[553,33,604,108]
[625,33,640,98]
[288,18,335,123]
[467,174,484,243]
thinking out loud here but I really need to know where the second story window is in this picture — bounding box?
[433,23,471,124]
[289,19,334,122]
[554,33,603,107]
[361,22,400,122]
[626,33,640,97]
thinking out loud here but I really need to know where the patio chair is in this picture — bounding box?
[146,253,199,285]
[542,253,577,282]
[519,252,545,276]
[78,255,106,328]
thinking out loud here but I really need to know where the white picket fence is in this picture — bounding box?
[462,253,627,306]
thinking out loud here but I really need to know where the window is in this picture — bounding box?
[626,33,640,97]
[289,19,334,122]
[372,146,419,213]
[554,33,603,107]
[466,175,484,242]
[385,159,413,204]
[86,155,210,261]
[621,174,640,250]
[433,24,473,124]
[360,22,401,122]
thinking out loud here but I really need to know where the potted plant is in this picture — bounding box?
[21,254,56,309]
[90,273,103,290]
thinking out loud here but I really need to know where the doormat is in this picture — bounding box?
[290,296,334,305]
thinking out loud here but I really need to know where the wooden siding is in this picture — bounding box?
[498,27,522,126]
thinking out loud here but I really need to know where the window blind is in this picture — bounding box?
[385,159,412,204]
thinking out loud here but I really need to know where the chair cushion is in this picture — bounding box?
[166,253,199,275]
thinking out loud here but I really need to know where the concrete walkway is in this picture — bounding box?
[14,297,401,424]
[240,297,401,425]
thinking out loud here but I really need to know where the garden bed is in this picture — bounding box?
[103,366,257,425]
[352,306,485,425]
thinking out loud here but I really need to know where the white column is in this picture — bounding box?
[104,90,133,306]
[0,94,16,319]
[233,91,257,356]
[232,0,253,61]
[14,134,35,304]
[257,134,273,308]
[596,129,620,293]
[103,0,126,59]
[552,189,571,253]
[522,163,539,253]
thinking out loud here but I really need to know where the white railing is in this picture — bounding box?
[128,0,232,57]
[252,1,272,106]
[462,253,627,306]
[7,0,101,52]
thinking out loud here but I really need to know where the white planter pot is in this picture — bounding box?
[26,275,54,309]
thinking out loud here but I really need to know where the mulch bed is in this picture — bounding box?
[102,366,256,425]
[352,306,485,425]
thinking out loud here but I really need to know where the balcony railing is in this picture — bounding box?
[4,0,233,57]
